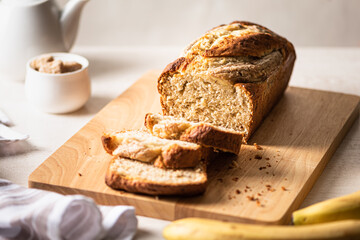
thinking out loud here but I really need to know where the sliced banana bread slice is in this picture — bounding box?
[105,156,207,196]
[145,113,242,155]
[101,130,204,169]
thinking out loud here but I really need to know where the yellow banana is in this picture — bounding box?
[163,218,360,240]
[292,190,360,225]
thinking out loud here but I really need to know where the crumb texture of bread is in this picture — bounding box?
[101,130,203,169]
[158,21,296,141]
[145,113,242,154]
[105,157,207,195]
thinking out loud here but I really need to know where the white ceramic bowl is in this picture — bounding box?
[25,53,91,114]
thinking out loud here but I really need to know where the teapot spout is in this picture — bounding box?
[60,0,89,51]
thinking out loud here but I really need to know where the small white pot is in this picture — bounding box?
[25,52,91,114]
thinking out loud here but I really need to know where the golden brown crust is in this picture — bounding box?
[189,21,287,59]
[158,21,292,83]
[144,113,243,154]
[101,135,116,154]
[161,144,202,169]
[180,123,242,154]
[158,57,189,89]
[204,32,286,58]
[162,57,187,74]
[101,130,203,169]
[211,21,271,33]
[105,158,207,196]
[235,41,296,141]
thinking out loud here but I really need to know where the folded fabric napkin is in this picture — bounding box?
[0,179,137,240]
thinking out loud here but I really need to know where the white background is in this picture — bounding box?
[58,0,360,48]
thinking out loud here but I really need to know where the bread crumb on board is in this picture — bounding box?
[253,143,263,150]
[266,184,276,192]
[228,194,236,200]
[232,177,239,182]
[247,195,260,202]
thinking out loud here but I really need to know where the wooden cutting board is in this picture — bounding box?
[29,70,360,224]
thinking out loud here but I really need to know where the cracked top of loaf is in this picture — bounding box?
[182,21,287,58]
[160,21,294,84]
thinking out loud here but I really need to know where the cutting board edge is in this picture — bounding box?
[173,203,290,225]
[287,85,360,100]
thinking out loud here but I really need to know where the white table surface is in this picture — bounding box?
[0,46,359,239]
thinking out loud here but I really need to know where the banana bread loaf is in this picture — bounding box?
[158,21,296,142]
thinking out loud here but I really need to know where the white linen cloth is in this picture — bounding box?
[0,109,29,157]
[0,179,137,240]
[0,109,12,127]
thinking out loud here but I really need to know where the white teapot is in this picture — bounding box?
[0,0,89,82]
